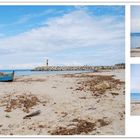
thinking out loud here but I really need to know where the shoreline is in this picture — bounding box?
[131,93,140,115]
[131,100,140,115]
[131,101,140,104]
[0,69,125,135]
[131,48,140,57]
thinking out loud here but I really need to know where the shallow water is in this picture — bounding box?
[131,35,140,48]
[0,69,92,76]
[131,93,140,101]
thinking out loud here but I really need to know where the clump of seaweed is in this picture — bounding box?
[75,75,124,96]
[2,93,40,113]
[51,118,110,135]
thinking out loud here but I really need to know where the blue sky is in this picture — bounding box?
[131,64,140,93]
[131,5,140,33]
[0,5,125,69]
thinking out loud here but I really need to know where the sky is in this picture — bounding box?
[0,5,125,69]
[131,6,140,33]
[131,64,140,93]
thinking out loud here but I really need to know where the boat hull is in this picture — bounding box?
[0,71,14,82]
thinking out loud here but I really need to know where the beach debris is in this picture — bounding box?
[5,114,10,118]
[61,112,68,117]
[97,119,110,127]
[1,93,41,113]
[88,107,96,110]
[111,92,119,96]
[51,119,96,135]
[79,97,86,99]
[38,124,45,128]
[23,110,41,119]
[51,118,111,135]
[75,87,84,91]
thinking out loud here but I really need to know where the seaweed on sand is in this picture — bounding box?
[75,75,124,96]
[1,93,41,113]
[51,118,110,135]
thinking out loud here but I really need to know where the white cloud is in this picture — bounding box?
[131,18,140,33]
[9,63,43,69]
[131,82,140,92]
[16,15,31,24]
[0,9,124,69]
[131,6,140,32]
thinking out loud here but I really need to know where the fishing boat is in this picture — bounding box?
[0,71,14,82]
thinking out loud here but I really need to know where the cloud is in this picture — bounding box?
[0,8,124,69]
[131,64,140,92]
[131,18,140,33]
[16,15,31,24]
[131,6,140,32]
[131,80,140,93]
[0,8,67,31]
[9,62,43,69]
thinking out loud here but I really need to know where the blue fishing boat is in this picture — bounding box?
[0,71,14,82]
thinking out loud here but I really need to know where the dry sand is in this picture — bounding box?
[0,69,125,135]
[131,101,140,115]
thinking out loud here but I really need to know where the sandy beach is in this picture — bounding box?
[0,69,125,135]
[131,48,140,57]
[131,101,140,115]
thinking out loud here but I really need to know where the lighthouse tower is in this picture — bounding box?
[46,59,48,66]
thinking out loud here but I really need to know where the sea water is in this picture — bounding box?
[131,93,140,101]
[0,69,92,76]
[131,33,140,48]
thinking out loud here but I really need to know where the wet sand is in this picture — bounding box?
[0,69,125,135]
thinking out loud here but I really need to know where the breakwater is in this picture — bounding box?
[32,66,95,71]
[32,63,125,71]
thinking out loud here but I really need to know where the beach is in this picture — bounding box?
[131,102,140,115]
[0,69,125,135]
[131,48,140,57]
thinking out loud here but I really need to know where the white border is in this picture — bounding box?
[0,0,140,3]
[0,2,129,5]
[0,2,138,138]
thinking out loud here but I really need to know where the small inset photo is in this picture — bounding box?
[131,64,140,115]
[131,6,140,57]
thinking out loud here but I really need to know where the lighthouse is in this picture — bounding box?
[46,59,48,66]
